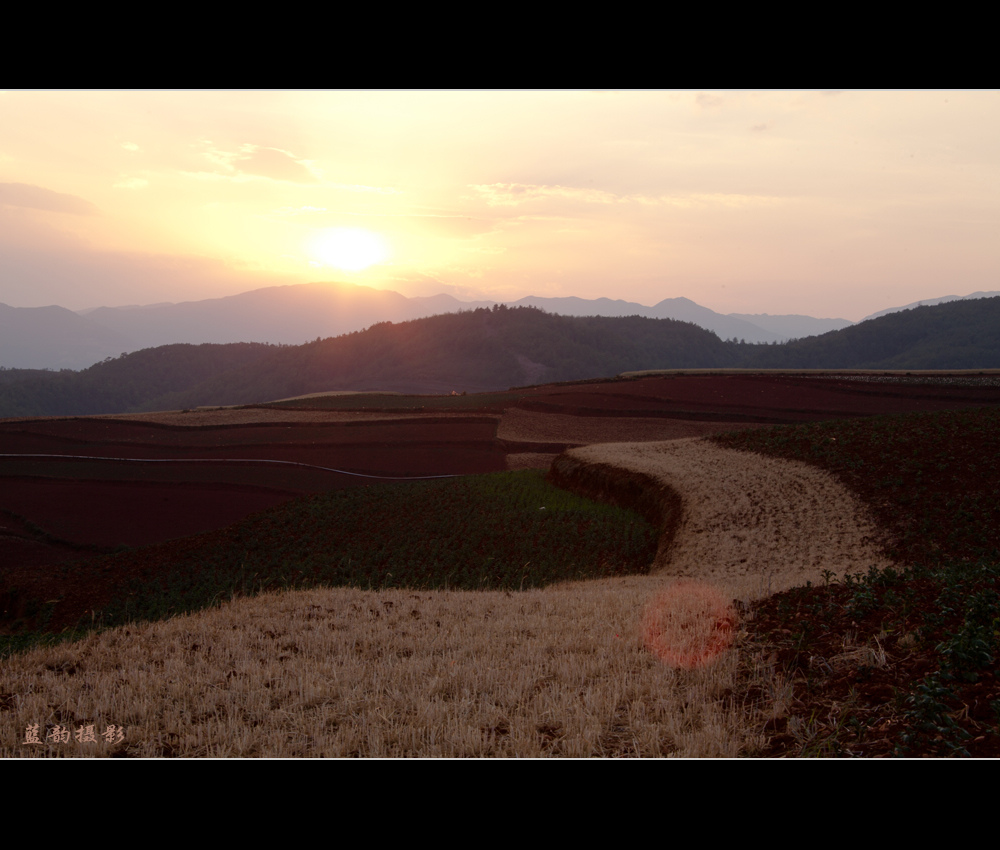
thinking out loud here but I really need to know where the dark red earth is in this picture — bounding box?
[8,373,995,567]
[3,371,999,646]
[510,372,1000,421]
[0,415,503,561]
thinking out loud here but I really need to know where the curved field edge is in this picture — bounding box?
[0,438,833,758]
[547,451,683,571]
[0,468,774,758]
[710,407,1000,757]
[0,470,660,657]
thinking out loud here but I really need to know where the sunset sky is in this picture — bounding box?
[1,90,997,322]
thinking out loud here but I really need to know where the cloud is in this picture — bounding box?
[235,145,320,183]
[193,143,319,183]
[185,141,403,192]
[696,93,725,109]
[468,183,621,207]
[0,182,99,215]
[467,183,782,212]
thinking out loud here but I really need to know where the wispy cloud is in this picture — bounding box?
[468,183,626,207]
[234,146,320,183]
[468,183,783,210]
[186,143,402,194]
[0,182,99,215]
[193,143,320,183]
[114,177,149,190]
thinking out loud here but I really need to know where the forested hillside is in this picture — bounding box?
[2,298,999,419]
[0,344,273,418]
[136,306,734,412]
[744,297,1000,369]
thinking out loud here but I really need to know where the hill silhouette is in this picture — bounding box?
[2,298,1000,418]
[0,343,272,418]
[743,296,1000,369]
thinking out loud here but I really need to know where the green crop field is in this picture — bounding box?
[1,470,660,660]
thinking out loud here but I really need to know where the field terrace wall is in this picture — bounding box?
[547,450,683,572]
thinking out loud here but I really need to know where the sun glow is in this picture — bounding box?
[309,228,390,272]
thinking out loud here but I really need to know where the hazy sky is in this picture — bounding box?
[1,90,997,321]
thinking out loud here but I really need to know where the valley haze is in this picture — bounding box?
[3,280,996,372]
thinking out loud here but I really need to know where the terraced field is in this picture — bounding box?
[2,371,999,756]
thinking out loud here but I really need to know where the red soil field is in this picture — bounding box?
[509,373,1000,421]
[3,371,999,626]
[0,414,505,574]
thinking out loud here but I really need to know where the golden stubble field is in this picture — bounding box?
[0,411,894,757]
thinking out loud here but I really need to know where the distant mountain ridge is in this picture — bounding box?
[512,295,801,343]
[81,283,496,351]
[860,291,1000,322]
[79,283,813,354]
[0,280,993,371]
[0,303,134,370]
[727,312,854,338]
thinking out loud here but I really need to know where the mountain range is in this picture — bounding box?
[0,282,835,370]
[2,295,999,419]
[1,281,997,372]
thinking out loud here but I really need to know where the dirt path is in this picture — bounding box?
[499,408,772,470]
[565,438,896,599]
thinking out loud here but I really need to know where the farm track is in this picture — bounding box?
[551,438,896,597]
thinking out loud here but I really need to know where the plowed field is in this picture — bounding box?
[3,371,999,634]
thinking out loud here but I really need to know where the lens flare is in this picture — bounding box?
[640,580,737,670]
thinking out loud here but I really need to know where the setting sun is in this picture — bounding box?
[309,228,390,272]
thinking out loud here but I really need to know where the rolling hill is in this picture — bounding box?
[2,297,1000,419]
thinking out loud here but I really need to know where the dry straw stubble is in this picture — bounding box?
[2,436,887,757]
